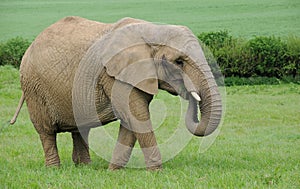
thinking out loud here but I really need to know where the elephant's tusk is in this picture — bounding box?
[191,92,201,102]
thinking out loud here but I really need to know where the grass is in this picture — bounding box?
[0,0,300,41]
[1,65,300,188]
[0,1,299,188]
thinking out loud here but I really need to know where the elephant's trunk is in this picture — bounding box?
[185,83,222,137]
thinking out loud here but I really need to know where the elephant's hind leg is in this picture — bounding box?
[71,129,91,165]
[39,133,60,166]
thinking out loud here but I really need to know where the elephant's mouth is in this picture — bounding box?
[177,86,200,102]
[158,79,185,96]
[158,79,201,102]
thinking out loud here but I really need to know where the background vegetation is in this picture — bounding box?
[0,0,299,188]
[0,37,30,68]
[198,31,300,84]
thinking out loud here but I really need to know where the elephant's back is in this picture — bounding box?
[21,16,110,78]
[20,16,111,131]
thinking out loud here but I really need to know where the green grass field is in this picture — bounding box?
[1,65,300,188]
[0,0,299,41]
[1,0,300,188]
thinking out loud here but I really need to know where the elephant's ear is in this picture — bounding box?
[91,22,162,95]
[104,50,158,95]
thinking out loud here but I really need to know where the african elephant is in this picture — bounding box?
[11,16,222,170]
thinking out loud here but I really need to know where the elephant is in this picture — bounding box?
[10,16,222,170]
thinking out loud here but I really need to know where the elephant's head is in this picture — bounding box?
[77,21,222,136]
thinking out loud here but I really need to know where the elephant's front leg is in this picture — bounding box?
[110,83,162,170]
[135,131,162,170]
[109,124,137,170]
[71,129,91,165]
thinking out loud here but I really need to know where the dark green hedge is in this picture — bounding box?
[198,31,300,80]
[0,37,30,68]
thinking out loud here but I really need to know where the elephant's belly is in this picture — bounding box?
[56,124,78,133]
[97,108,118,125]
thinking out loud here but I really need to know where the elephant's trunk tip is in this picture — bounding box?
[185,91,222,137]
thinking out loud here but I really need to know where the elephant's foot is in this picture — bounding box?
[46,161,60,167]
[45,152,60,167]
[108,163,124,171]
[147,165,163,171]
[72,152,91,165]
[45,152,61,167]
[72,146,91,165]
[108,163,162,171]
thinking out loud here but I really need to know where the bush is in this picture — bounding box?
[198,30,233,49]
[0,37,31,68]
[225,77,281,86]
[224,76,300,86]
[198,31,300,80]
[199,31,249,77]
[286,35,300,77]
[246,36,287,78]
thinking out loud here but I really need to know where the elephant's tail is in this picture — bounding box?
[10,92,25,125]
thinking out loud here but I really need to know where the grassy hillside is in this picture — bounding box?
[0,0,299,40]
[1,66,300,188]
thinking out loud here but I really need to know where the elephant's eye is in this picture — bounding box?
[175,58,184,67]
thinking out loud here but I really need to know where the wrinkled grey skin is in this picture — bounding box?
[11,16,222,170]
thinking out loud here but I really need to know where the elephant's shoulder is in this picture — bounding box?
[60,16,86,23]
[112,17,147,30]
